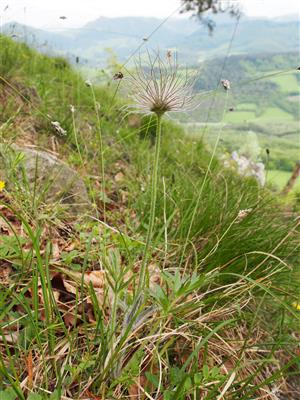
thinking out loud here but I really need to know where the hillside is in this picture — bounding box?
[178,19,300,62]
[3,14,300,66]
[175,52,300,176]
[0,35,299,399]
[187,52,300,121]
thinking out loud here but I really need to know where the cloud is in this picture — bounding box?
[241,0,300,17]
[1,0,180,29]
[1,0,299,30]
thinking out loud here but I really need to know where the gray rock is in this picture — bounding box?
[0,144,92,216]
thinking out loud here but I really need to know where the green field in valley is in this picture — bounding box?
[186,120,300,191]
[224,106,295,123]
[257,107,295,121]
[267,72,300,93]
[267,169,300,191]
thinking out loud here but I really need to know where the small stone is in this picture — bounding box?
[0,144,92,216]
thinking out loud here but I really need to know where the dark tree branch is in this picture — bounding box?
[180,0,241,32]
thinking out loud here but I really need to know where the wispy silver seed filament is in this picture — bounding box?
[126,50,197,116]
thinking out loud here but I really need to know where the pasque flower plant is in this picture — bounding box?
[127,50,197,293]
[127,50,197,116]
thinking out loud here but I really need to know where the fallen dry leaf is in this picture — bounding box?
[72,270,105,288]
[0,262,12,284]
[51,238,61,260]
[149,263,161,289]
[26,350,33,389]
[114,171,125,183]
[64,271,106,306]
[81,389,102,400]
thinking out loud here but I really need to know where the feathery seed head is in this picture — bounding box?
[126,50,197,117]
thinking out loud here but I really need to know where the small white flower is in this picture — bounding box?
[225,151,266,187]
[253,162,266,187]
[237,208,253,221]
[85,80,92,87]
[70,104,75,113]
[51,121,67,136]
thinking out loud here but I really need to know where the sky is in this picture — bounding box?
[0,0,299,30]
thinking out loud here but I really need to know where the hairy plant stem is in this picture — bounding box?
[90,85,106,224]
[137,113,163,294]
[71,110,84,167]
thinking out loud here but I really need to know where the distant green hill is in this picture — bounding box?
[177,52,300,175]
[183,52,300,123]
[177,20,300,63]
[3,16,300,66]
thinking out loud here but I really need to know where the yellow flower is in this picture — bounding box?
[0,181,5,191]
[292,302,300,311]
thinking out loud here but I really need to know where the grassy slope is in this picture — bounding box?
[0,36,299,399]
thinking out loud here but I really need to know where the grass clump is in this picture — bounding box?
[0,36,299,400]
